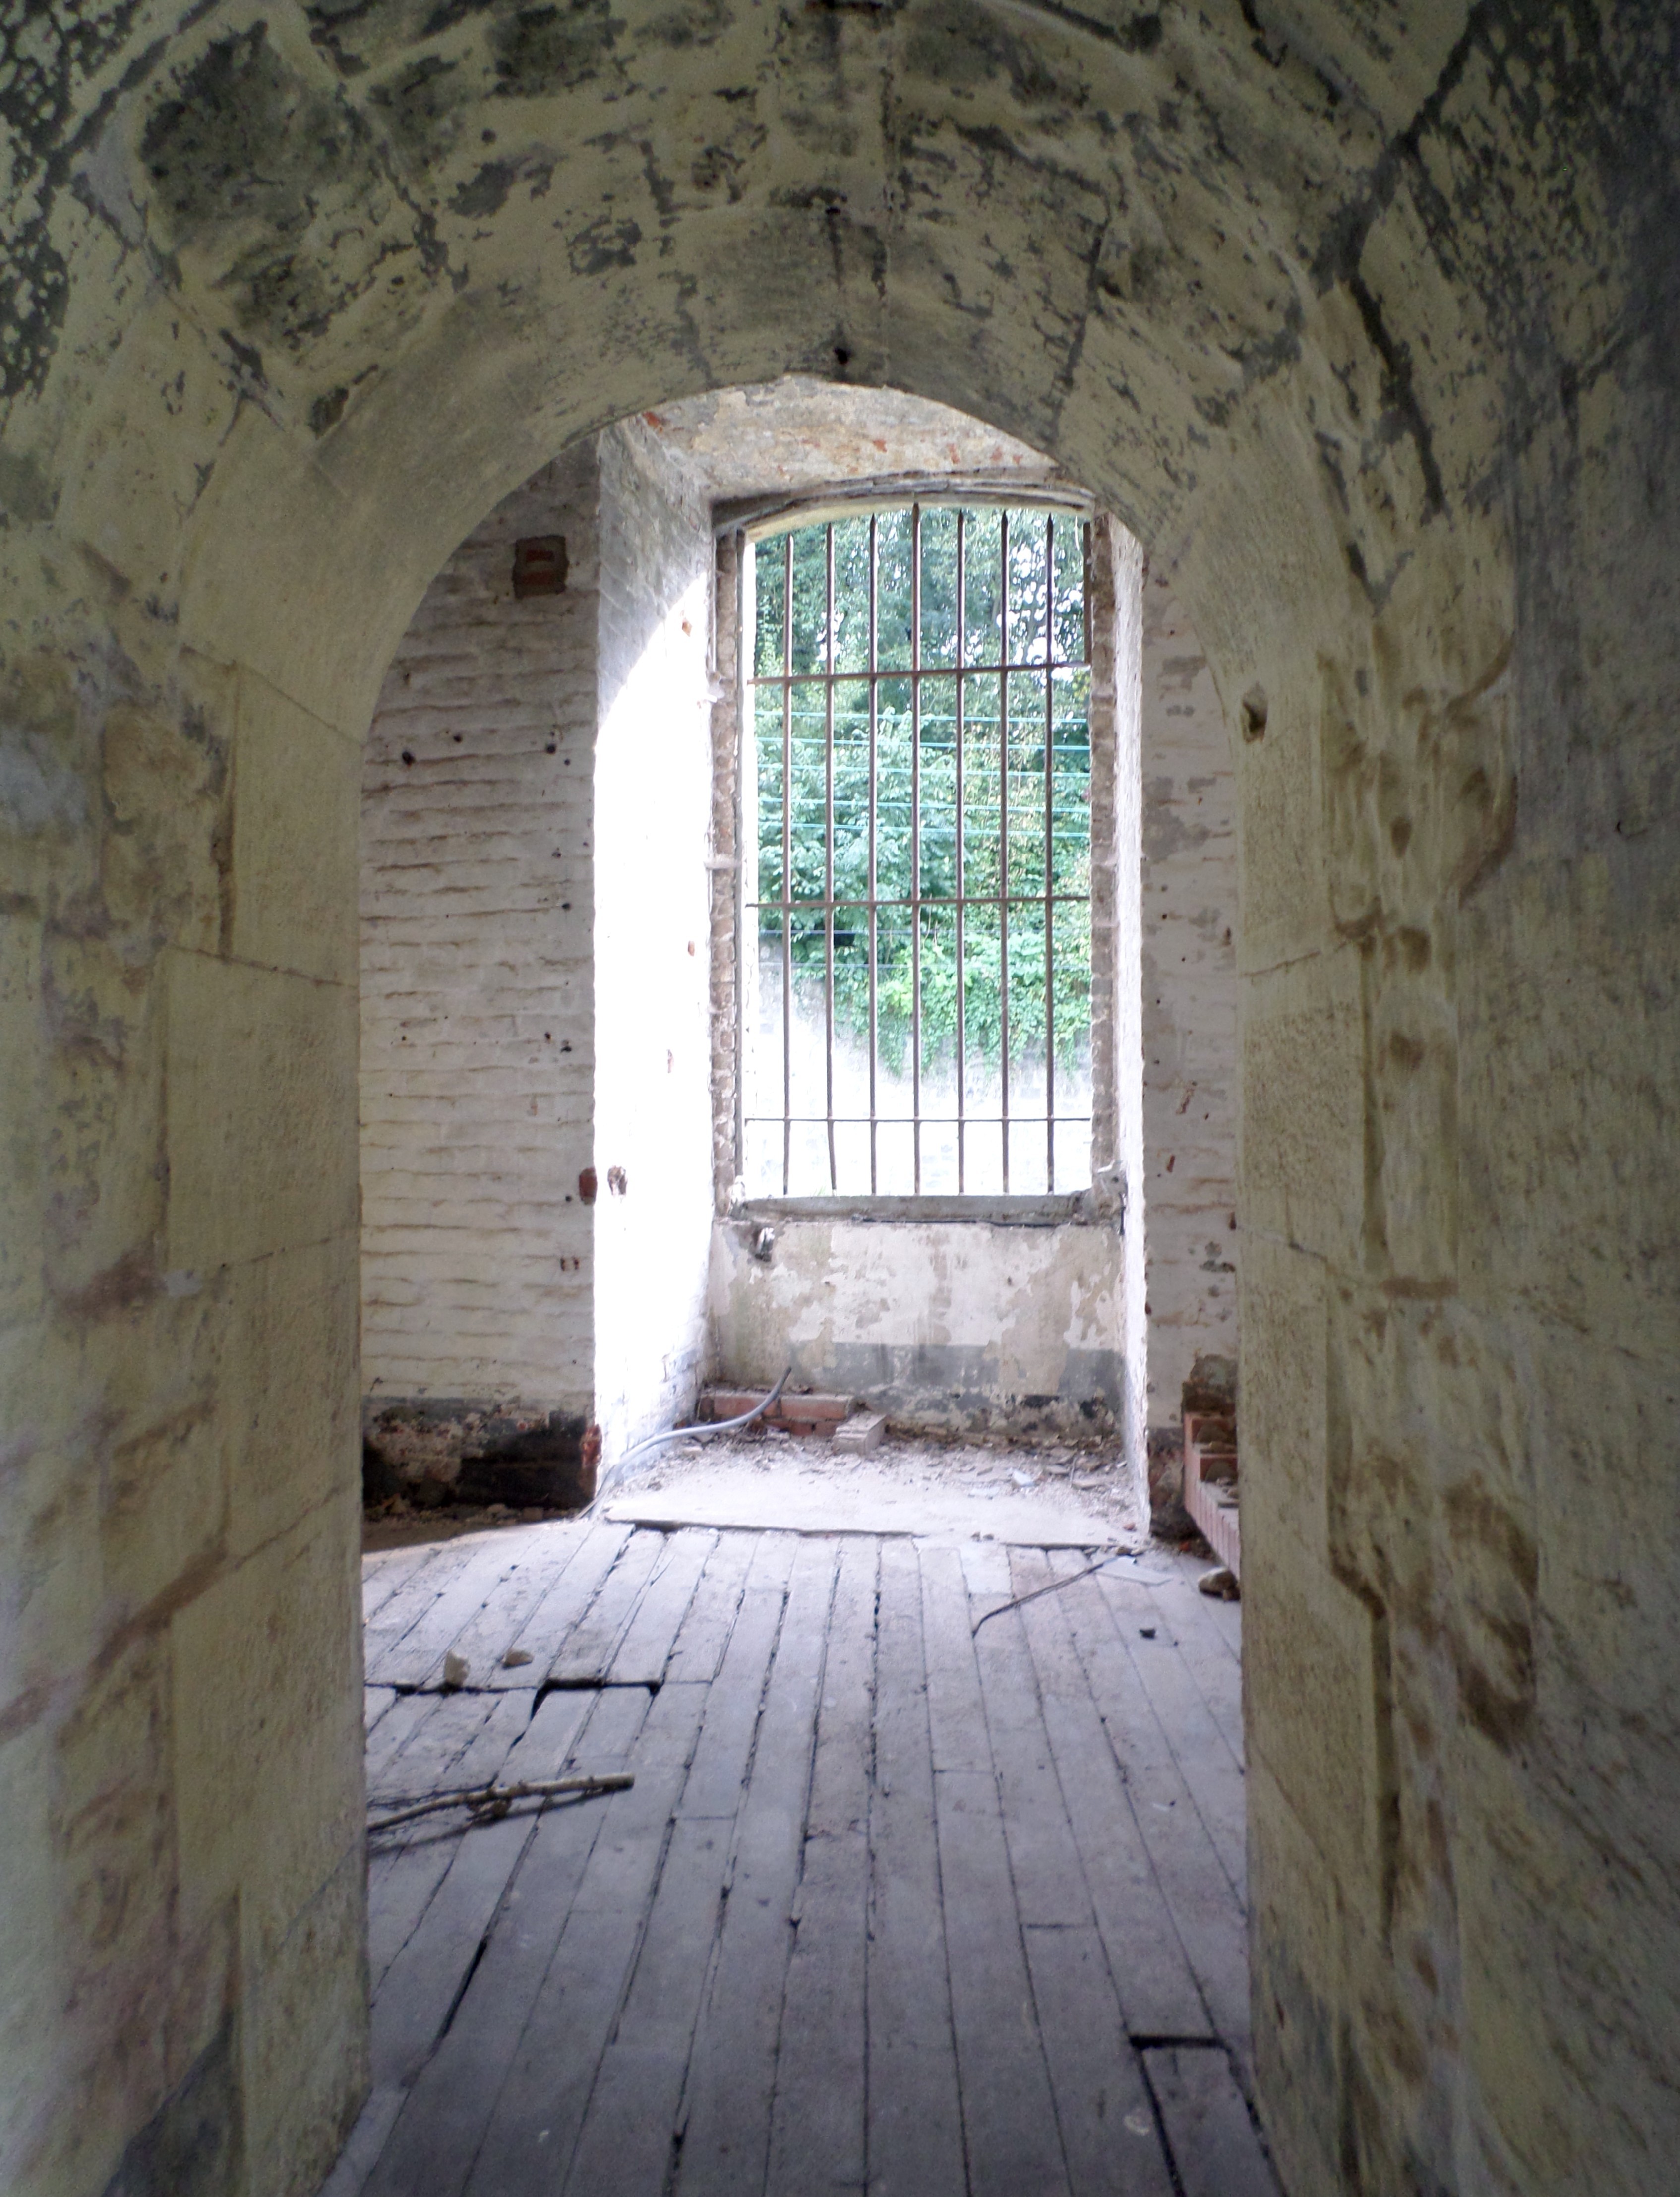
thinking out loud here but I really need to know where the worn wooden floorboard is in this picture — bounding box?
[543,1545,799,2196]
[549,1528,669,1684]
[363,1539,491,1678]
[348,1518,1258,2197]
[1010,1551,1211,2042]
[1141,2047,1279,2197]
[973,1599,1096,1928]
[674,1536,838,2195]
[1021,1924,1177,2197]
[360,1688,621,2196]
[367,1691,576,2088]
[921,1546,1072,2197]
[1054,1557,1252,2067]
[363,1543,444,1625]
[1144,1564,1246,1769]
[866,1538,968,2197]
[764,1537,878,2197]
[370,1537,534,1690]
[442,1524,590,1687]
[366,1695,529,1990]
[369,1698,638,2192]
[919,1542,998,1774]
[661,1527,757,1685]
[557,1809,733,2193]
[362,1689,437,1797]
[607,1526,717,1686]
[485,1520,632,1690]
[676,1531,797,1820]
[460,1682,707,2197]
[1093,1568,1248,1903]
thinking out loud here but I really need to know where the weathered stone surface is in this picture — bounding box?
[1140,574,1239,1451]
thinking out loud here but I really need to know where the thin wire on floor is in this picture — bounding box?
[970,1547,1166,1637]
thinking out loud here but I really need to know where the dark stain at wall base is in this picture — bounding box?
[1182,1352,1237,1414]
[1148,1351,1238,1535]
[363,1400,597,1510]
[100,2015,242,2197]
[1147,1424,1194,1537]
[791,1341,1126,1440]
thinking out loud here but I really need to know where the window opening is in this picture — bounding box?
[740,503,1094,1197]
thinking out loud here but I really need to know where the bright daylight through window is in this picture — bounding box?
[740,503,1095,1198]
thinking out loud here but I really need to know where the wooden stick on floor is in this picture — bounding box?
[367,1772,634,1834]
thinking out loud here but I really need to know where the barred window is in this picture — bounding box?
[739,503,1095,1198]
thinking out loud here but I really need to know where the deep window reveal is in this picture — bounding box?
[739,503,1103,1200]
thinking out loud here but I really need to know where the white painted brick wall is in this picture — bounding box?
[592,421,716,1462]
[360,444,599,1410]
[1140,575,1240,1431]
[361,451,1229,1477]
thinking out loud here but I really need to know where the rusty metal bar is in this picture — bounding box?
[781,528,793,1195]
[1082,520,1092,668]
[752,652,1086,685]
[999,510,1011,1193]
[762,1113,1080,1127]
[910,502,923,1195]
[1044,511,1057,1193]
[824,522,837,1191]
[741,891,1089,915]
[868,514,879,1193]
[955,509,967,1194]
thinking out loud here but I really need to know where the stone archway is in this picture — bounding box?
[3,7,1676,2195]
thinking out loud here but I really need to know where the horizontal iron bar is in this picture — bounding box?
[736,1193,1103,1226]
[750,660,1090,682]
[746,894,1091,912]
[744,1114,1090,1128]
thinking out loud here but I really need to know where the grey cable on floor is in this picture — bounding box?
[608,1364,794,1479]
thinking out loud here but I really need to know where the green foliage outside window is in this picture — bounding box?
[752,507,1092,1079]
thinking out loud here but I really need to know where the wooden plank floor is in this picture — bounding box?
[327,1520,1277,2197]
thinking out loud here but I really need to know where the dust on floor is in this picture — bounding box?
[365,1427,1143,1554]
[602,1425,1143,1547]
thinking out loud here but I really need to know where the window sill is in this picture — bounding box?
[732,1192,1113,1228]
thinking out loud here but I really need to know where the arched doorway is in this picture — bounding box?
[4,8,1675,2196]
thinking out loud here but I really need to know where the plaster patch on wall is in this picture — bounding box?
[708,1215,1126,1439]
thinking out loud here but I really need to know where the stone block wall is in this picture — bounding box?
[1139,574,1240,1519]
[9,13,1677,2195]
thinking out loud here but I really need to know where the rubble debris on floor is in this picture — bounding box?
[602,1425,1142,1548]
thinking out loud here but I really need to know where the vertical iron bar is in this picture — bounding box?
[824,524,837,1191]
[734,534,747,1195]
[781,530,793,1196]
[910,502,923,1195]
[1082,520,1092,668]
[868,514,879,1193]
[1044,511,1056,1192]
[954,508,967,1194]
[999,510,1011,1193]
